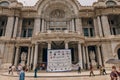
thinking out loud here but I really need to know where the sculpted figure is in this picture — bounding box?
[21,52,27,61]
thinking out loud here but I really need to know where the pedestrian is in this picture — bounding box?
[110,66,118,80]
[89,64,95,76]
[11,65,15,75]
[34,66,38,78]
[31,63,33,70]
[8,65,12,74]
[19,67,25,80]
[78,66,81,73]
[17,64,22,74]
[102,66,107,75]
[99,65,103,75]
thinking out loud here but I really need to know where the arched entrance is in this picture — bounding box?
[117,48,120,59]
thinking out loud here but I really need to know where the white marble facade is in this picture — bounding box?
[0,0,120,70]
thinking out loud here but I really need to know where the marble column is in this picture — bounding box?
[41,19,45,32]
[85,46,89,69]
[46,22,49,31]
[48,41,51,50]
[14,47,20,66]
[33,43,38,70]
[94,18,99,37]
[30,46,34,65]
[44,21,47,32]
[71,19,75,32]
[97,45,102,65]
[70,20,72,32]
[33,18,41,35]
[75,18,83,35]
[101,15,111,36]
[67,21,70,31]
[83,46,87,69]
[18,18,23,37]
[78,42,83,69]
[97,16,103,37]
[27,47,31,66]
[13,17,19,38]
[5,16,14,38]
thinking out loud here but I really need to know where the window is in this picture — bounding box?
[21,19,34,38]
[106,0,117,6]
[82,18,95,37]
[0,16,7,36]
[49,21,67,32]
[0,1,9,7]
[83,28,94,37]
[108,15,120,35]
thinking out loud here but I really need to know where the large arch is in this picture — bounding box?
[35,0,80,17]
[114,44,120,59]
[117,48,120,59]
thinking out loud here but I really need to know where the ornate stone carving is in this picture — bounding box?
[21,52,27,66]
[21,52,27,61]
[50,9,65,18]
[90,51,96,66]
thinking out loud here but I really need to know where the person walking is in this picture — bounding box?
[102,66,107,75]
[78,66,81,73]
[110,66,118,80]
[19,67,25,80]
[99,65,103,75]
[8,65,12,74]
[89,64,95,76]
[34,66,38,78]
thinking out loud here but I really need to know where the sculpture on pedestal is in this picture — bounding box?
[90,51,96,66]
[21,52,27,66]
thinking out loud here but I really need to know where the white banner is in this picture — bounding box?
[47,49,72,72]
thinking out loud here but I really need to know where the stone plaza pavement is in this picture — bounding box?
[0,70,111,80]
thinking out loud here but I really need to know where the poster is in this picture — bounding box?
[47,49,72,72]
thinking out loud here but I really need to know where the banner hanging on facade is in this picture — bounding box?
[47,49,72,72]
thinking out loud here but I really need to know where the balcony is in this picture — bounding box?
[32,30,85,42]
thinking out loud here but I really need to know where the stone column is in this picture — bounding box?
[97,45,102,65]
[33,18,41,35]
[78,42,83,69]
[67,21,70,31]
[65,41,69,49]
[18,18,23,37]
[70,20,72,32]
[44,21,47,32]
[71,19,75,32]
[46,22,49,31]
[48,41,51,50]
[33,43,38,70]
[75,18,83,35]
[85,46,89,69]
[94,18,99,37]
[101,15,111,36]
[83,46,87,69]
[30,46,34,65]
[5,16,14,38]
[27,47,31,66]
[14,47,20,66]
[41,19,45,32]
[13,17,19,38]
[97,16,103,37]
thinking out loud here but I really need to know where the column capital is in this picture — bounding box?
[64,40,69,43]
[47,41,52,44]
[16,46,20,49]
[78,41,82,44]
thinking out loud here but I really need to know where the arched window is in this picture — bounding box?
[106,0,117,6]
[49,9,67,31]
[118,48,120,59]
[0,1,9,7]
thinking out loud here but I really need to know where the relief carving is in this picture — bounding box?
[50,9,65,18]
